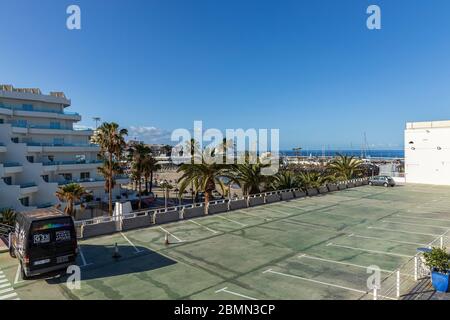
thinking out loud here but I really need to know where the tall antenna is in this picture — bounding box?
[362,132,369,158]
[93,117,101,129]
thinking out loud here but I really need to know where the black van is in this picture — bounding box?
[9,208,78,279]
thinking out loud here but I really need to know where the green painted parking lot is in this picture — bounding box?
[1,184,449,300]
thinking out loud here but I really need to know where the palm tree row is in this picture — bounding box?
[177,151,364,208]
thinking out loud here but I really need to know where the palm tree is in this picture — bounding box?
[177,148,228,212]
[0,208,16,226]
[297,172,332,190]
[143,155,161,194]
[270,171,299,190]
[328,154,363,180]
[92,122,128,215]
[128,143,151,209]
[159,180,174,209]
[230,163,272,195]
[55,183,86,217]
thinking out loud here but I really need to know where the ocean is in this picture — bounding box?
[281,149,404,159]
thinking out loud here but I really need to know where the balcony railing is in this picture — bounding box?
[20,182,37,188]
[58,175,129,185]
[0,104,80,116]
[26,142,99,148]
[3,162,21,167]
[8,122,92,131]
[42,160,102,166]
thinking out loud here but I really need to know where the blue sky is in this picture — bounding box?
[1,0,450,150]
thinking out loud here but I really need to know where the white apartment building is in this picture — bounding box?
[0,84,129,211]
[405,120,450,185]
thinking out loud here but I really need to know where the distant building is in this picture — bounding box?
[0,85,129,211]
[405,120,450,185]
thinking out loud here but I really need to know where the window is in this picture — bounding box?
[53,138,64,145]
[3,177,12,185]
[22,104,33,111]
[50,122,61,129]
[80,172,90,180]
[26,156,34,163]
[41,175,49,182]
[59,173,72,182]
[19,197,30,206]
[76,154,86,163]
[47,155,54,162]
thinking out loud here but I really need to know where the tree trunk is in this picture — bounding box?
[108,153,113,216]
[149,171,154,193]
[144,176,148,193]
[138,178,142,209]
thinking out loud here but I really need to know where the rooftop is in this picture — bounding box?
[406,120,450,129]
[0,84,71,106]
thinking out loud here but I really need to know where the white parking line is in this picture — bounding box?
[14,264,22,285]
[239,211,269,220]
[78,246,93,267]
[216,215,247,227]
[367,226,440,237]
[381,220,449,230]
[0,287,14,295]
[264,207,291,216]
[120,232,143,253]
[0,292,18,300]
[0,279,7,284]
[215,287,258,300]
[0,283,11,289]
[263,269,395,300]
[326,242,412,258]
[347,233,426,247]
[393,215,450,223]
[298,253,412,276]
[188,220,219,234]
[159,227,184,243]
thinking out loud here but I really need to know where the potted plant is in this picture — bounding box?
[423,247,450,292]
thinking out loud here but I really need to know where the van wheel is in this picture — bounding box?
[384,182,388,187]
[20,263,29,280]
[368,182,373,186]
[9,246,16,258]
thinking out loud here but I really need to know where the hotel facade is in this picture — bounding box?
[0,85,129,211]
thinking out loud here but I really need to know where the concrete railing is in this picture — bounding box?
[75,177,370,239]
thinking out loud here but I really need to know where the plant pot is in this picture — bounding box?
[431,269,450,292]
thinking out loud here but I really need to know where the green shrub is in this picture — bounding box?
[423,247,450,273]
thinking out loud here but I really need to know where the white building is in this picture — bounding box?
[0,84,129,211]
[405,120,450,185]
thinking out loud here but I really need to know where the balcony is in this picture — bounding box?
[25,142,100,153]
[8,122,93,135]
[19,182,38,194]
[2,162,23,174]
[0,104,81,120]
[42,159,102,171]
[58,175,129,188]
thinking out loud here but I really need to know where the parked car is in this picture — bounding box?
[368,175,396,187]
[9,208,78,279]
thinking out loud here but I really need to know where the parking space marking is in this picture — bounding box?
[381,220,449,230]
[188,220,219,235]
[263,269,395,300]
[159,227,184,243]
[326,242,412,258]
[120,232,144,254]
[78,246,93,267]
[216,215,247,227]
[0,292,18,300]
[347,233,426,246]
[14,264,23,285]
[215,287,258,300]
[394,215,450,223]
[0,268,19,300]
[367,226,440,237]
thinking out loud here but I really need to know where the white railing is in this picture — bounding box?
[74,177,370,228]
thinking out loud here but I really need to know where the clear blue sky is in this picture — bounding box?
[1,0,450,150]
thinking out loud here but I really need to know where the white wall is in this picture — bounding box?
[405,123,450,185]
